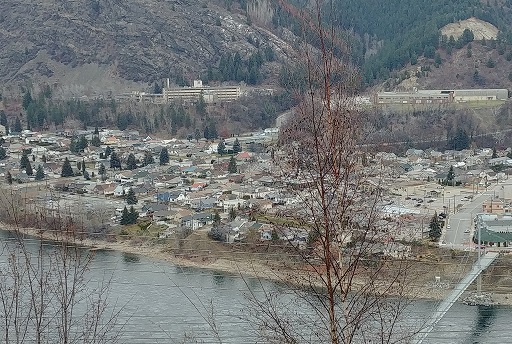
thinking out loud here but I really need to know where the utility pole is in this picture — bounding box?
[477,215,482,296]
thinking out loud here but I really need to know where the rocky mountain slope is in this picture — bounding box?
[0,0,296,97]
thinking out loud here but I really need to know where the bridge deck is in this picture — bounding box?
[412,251,499,344]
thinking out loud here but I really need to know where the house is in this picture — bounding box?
[141,203,168,215]
[132,186,151,196]
[218,194,246,212]
[68,182,89,194]
[156,191,187,203]
[181,212,213,230]
[103,185,116,196]
[115,171,134,182]
[93,182,117,195]
[260,228,273,241]
[114,185,126,197]
[153,210,177,222]
[105,136,120,145]
[190,181,207,191]
[190,197,217,210]
[236,151,251,161]
[247,198,273,211]
[167,176,183,188]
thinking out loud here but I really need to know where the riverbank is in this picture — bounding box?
[2,223,512,306]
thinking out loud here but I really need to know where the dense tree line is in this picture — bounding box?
[272,0,512,85]
[207,49,273,85]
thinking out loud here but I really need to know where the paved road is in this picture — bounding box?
[443,181,509,249]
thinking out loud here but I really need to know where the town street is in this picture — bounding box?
[443,181,510,249]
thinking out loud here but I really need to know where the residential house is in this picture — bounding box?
[153,209,177,222]
[156,191,187,203]
[190,197,217,210]
[132,186,151,197]
[190,181,207,191]
[181,212,213,230]
[141,203,168,215]
[218,194,245,212]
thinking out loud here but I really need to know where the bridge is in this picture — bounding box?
[412,251,499,344]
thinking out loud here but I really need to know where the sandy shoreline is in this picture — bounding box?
[2,223,512,306]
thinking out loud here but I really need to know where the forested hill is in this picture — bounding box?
[329,0,512,85]
[2,0,512,97]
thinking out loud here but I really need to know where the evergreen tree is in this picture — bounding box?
[105,146,112,157]
[70,136,79,153]
[25,160,33,176]
[20,151,30,169]
[229,207,237,221]
[126,188,138,205]
[0,147,6,160]
[126,153,137,170]
[492,146,498,159]
[35,165,45,180]
[203,126,210,140]
[196,94,207,116]
[217,140,226,156]
[13,117,22,133]
[195,128,201,142]
[159,147,169,165]
[83,170,90,180]
[98,163,106,180]
[143,151,154,166]
[110,151,121,170]
[445,165,455,186]
[94,126,99,135]
[78,135,88,152]
[429,212,442,241]
[0,111,7,127]
[228,155,237,173]
[22,91,33,110]
[81,158,86,174]
[128,206,139,224]
[232,138,241,154]
[6,171,12,184]
[213,211,221,227]
[90,135,101,147]
[120,206,130,225]
[61,157,74,177]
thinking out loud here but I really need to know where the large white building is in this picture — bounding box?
[116,79,241,104]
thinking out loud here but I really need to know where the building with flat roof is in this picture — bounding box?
[474,214,512,247]
[116,79,241,104]
[374,88,509,105]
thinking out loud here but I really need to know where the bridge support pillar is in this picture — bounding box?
[477,274,482,296]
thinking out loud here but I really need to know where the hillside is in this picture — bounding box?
[0,0,297,98]
[382,40,512,92]
[441,17,499,41]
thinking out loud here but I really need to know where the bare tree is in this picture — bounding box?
[0,186,122,343]
[245,1,418,343]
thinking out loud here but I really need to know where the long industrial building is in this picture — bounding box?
[374,88,509,105]
[116,80,241,104]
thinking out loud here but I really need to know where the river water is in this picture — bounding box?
[1,231,511,343]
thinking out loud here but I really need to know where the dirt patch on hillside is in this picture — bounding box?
[441,17,499,40]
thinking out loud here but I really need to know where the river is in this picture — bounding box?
[1,231,511,343]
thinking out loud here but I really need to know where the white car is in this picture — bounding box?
[446,225,451,229]
[464,229,470,233]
